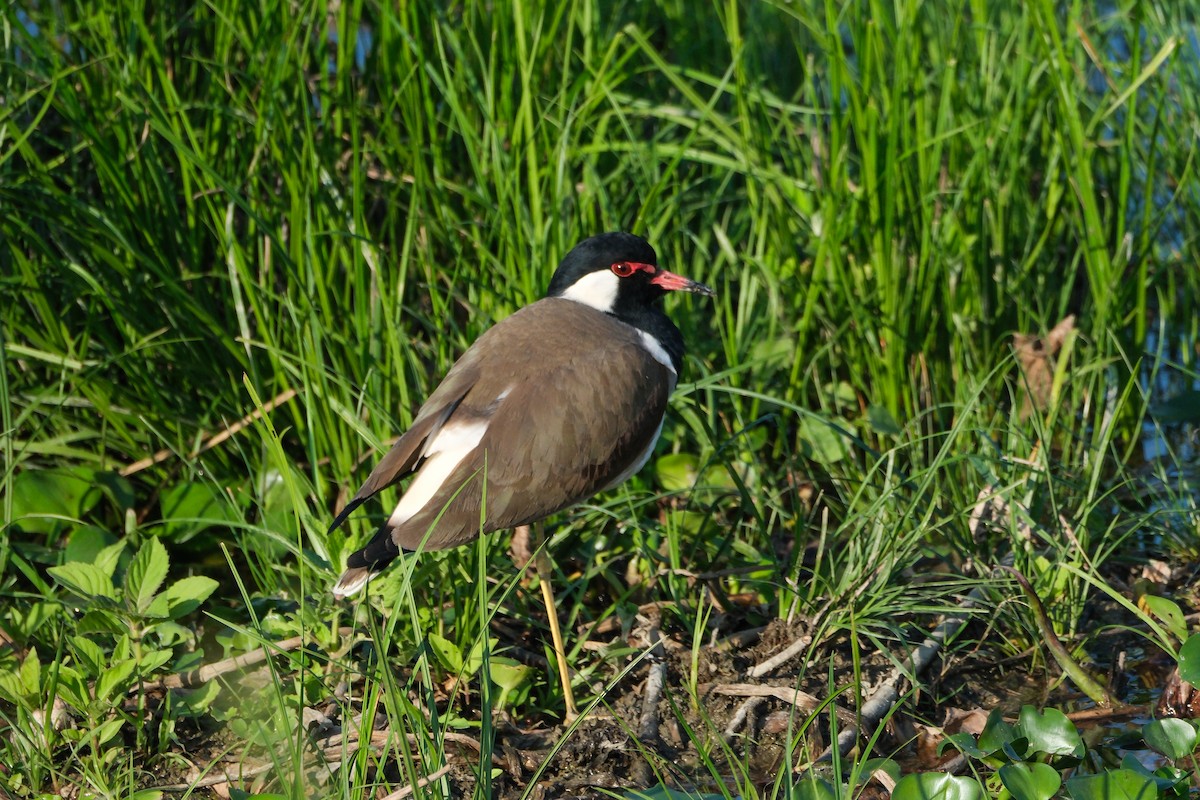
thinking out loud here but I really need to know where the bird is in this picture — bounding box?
[328,231,713,714]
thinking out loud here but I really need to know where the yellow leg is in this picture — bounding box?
[531,522,578,721]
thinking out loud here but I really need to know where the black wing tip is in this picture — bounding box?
[327,497,366,535]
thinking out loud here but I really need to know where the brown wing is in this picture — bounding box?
[386,298,675,551]
[326,357,481,534]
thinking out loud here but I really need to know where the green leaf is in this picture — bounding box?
[938,731,986,758]
[0,670,26,704]
[489,658,530,693]
[978,708,1018,754]
[1178,634,1200,686]
[799,415,850,465]
[71,636,107,677]
[48,562,117,601]
[792,776,837,800]
[158,576,219,620]
[95,471,137,511]
[95,658,137,702]
[10,467,101,533]
[19,648,42,698]
[621,788,727,800]
[867,404,902,436]
[64,526,119,565]
[655,453,699,492]
[1065,769,1157,800]
[999,762,1061,800]
[77,609,125,636]
[125,537,170,615]
[1141,595,1188,644]
[1142,717,1198,760]
[93,717,126,747]
[428,632,463,673]
[892,773,982,800]
[139,648,174,676]
[1016,705,1085,758]
[174,681,221,718]
[94,540,127,578]
[159,482,243,542]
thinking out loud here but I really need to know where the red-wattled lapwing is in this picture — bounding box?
[329,231,713,717]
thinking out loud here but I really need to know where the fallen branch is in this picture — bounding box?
[121,388,297,476]
[381,765,452,800]
[822,575,993,759]
[141,627,354,691]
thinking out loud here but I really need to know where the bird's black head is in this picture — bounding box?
[547,232,714,316]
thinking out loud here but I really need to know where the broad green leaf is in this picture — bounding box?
[93,717,126,747]
[156,576,219,620]
[159,482,243,541]
[70,636,107,676]
[139,648,174,676]
[64,526,118,565]
[1142,717,1197,760]
[95,471,136,511]
[125,537,170,615]
[77,609,125,636]
[938,731,986,758]
[663,509,709,536]
[655,453,699,492]
[54,665,89,711]
[174,681,221,718]
[48,562,116,601]
[892,772,982,800]
[867,404,902,436]
[1140,595,1187,644]
[1120,754,1191,791]
[10,467,100,533]
[95,658,137,702]
[859,758,901,785]
[0,671,26,704]
[1065,769,1156,800]
[999,761,1061,800]
[19,648,41,698]
[488,658,530,693]
[792,776,837,800]
[621,788,727,799]
[822,380,858,411]
[428,632,463,673]
[1178,634,1200,686]
[978,708,1017,754]
[94,540,127,578]
[799,415,850,465]
[1016,705,1085,758]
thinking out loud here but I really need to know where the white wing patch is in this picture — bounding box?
[638,330,677,374]
[560,270,620,313]
[388,418,489,529]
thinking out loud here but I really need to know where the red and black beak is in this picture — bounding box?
[649,267,715,297]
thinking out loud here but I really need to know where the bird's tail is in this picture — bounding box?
[332,566,375,598]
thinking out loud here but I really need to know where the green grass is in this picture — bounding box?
[3,0,1200,797]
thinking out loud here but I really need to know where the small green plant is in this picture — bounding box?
[0,535,217,793]
[922,705,1199,800]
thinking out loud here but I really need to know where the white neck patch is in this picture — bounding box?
[638,330,677,375]
[559,270,620,313]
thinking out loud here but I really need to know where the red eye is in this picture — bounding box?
[611,262,635,277]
